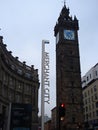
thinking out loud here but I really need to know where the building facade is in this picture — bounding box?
[54,4,84,130]
[82,63,98,129]
[0,36,39,130]
[44,120,51,130]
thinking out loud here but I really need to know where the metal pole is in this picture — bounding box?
[41,40,45,130]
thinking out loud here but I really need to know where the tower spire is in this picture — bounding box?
[64,0,66,6]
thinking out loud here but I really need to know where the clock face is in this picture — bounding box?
[64,30,75,40]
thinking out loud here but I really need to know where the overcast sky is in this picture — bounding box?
[0,0,98,117]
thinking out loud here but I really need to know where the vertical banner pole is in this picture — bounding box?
[41,40,45,130]
[41,40,50,130]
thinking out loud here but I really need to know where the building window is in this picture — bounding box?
[94,85,97,92]
[16,82,23,92]
[92,96,93,101]
[15,94,22,103]
[3,71,8,83]
[83,93,84,98]
[93,112,95,117]
[92,103,94,109]
[89,112,91,118]
[85,99,87,104]
[96,110,98,116]
[17,69,22,75]
[87,76,89,81]
[25,96,31,103]
[25,73,31,78]
[86,114,88,120]
[91,88,93,93]
[89,98,91,103]
[96,102,98,108]
[88,90,89,96]
[95,71,97,76]
[2,86,8,98]
[89,105,91,111]
[24,84,31,94]
[95,93,97,100]
[96,119,98,123]
[90,74,92,78]
[8,90,14,102]
[9,77,13,85]
[85,92,87,97]
[86,106,88,112]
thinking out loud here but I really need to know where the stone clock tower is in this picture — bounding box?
[54,5,84,130]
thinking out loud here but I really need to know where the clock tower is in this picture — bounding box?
[54,4,84,130]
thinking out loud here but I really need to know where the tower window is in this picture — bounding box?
[72,117,75,122]
[72,97,74,103]
[70,50,74,55]
[70,66,73,70]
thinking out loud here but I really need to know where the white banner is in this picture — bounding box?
[44,52,50,104]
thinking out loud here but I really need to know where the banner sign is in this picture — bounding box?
[41,40,50,130]
[44,52,50,104]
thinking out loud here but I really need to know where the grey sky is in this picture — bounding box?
[0,0,98,116]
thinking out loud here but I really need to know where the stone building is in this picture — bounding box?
[0,36,39,130]
[82,63,98,129]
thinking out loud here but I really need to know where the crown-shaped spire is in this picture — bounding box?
[58,5,71,22]
[54,3,79,36]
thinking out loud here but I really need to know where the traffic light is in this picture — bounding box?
[59,103,65,120]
